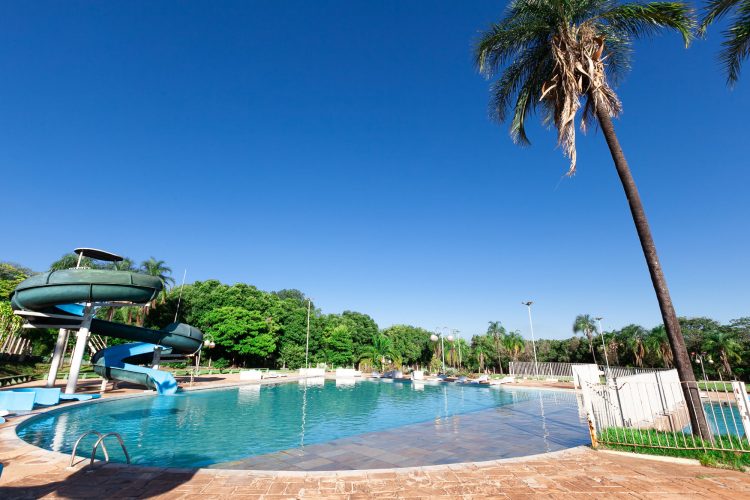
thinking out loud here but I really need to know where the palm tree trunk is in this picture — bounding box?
[595,107,711,439]
[587,331,598,364]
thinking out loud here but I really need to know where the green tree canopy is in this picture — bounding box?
[0,262,31,299]
[199,306,277,362]
[323,324,355,367]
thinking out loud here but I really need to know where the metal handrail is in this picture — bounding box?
[90,432,130,466]
[70,430,109,467]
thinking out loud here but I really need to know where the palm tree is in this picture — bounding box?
[140,258,174,304]
[502,331,526,363]
[573,314,599,364]
[140,258,175,288]
[646,325,674,368]
[605,331,621,365]
[361,334,400,371]
[699,0,750,84]
[487,321,505,373]
[49,253,89,271]
[115,258,136,272]
[474,0,709,437]
[474,344,487,372]
[702,330,742,376]
[624,325,648,367]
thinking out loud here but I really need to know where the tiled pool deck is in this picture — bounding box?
[2,376,750,498]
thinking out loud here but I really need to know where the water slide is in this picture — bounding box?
[10,268,203,395]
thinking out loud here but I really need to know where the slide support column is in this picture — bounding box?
[65,305,93,395]
[46,328,68,387]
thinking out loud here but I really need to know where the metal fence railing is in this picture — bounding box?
[578,367,750,454]
[509,362,593,379]
[509,361,665,380]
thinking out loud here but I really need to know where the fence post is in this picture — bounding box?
[578,377,599,448]
[732,381,750,442]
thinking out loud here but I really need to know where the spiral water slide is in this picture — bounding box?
[11,268,202,395]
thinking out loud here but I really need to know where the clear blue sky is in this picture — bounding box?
[1,1,748,341]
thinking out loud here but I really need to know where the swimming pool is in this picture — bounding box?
[16,379,589,469]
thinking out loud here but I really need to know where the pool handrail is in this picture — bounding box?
[90,432,130,466]
[70,430,109,467]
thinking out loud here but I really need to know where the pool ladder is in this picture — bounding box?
[70,430,131,467]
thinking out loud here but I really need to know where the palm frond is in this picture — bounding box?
[598,2,696,47]
[720,5,750,84]
[474,0,696,172]
[699,0,741,34]
[475,20,552,77]
[489,43,551,143]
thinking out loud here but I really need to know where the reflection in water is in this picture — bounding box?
[335,378,355,388]
[443,385,448,419]
[298,377,325,387]
[300,382,307,448]
[412,381,425,391]
[238,384,261,403]
[538,392,551,453]
[51,411,69,453]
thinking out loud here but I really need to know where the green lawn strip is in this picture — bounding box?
[697,380,733,392]
[0,361,50,378]
[599,427,750,470]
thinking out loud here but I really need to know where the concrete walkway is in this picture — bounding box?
[2,446,750,498]
[2,376,750,498]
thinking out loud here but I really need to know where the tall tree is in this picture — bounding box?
[623,324,648,367]
[573,314,599,364]
[49,253,90,270]
[0,262,31,299]
[487,321,506,373]
[702,329,742,376]
[360,334,400,371]
[474,343,487,372]
[140,258,175,288]
[646,325,674,368]
[700,0,750,84]
[502,331,526,363]
[474,0,709,437]
[140,257,175,306]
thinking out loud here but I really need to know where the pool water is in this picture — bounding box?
[17,380,582,468]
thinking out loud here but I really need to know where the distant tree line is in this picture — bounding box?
[1,258,748,380]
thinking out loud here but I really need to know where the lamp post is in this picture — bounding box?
[595,316,610,375]
[522,301,539,378]
[694,352,712,382]
[305,298,312,371]
[452,329,461,369]
[194,334,216,383]
[431,329,454,374]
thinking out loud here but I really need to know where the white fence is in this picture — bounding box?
[509,361,665,380]
[509,362,593,379]
[577,366,750,453]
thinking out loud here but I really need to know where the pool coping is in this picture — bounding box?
[1,378,587,479]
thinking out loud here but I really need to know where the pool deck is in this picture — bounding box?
[2,375,750,498]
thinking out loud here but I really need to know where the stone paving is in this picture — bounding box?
[2,446,750,498]
[2,377,750,498]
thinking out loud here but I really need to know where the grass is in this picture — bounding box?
[698,380,733,392]
[0,361,49,378]
[599,427,750,471]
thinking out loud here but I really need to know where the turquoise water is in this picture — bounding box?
[16,380,563,468]
[705,402,746,437]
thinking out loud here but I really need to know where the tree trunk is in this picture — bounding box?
[494,338,504,374]
[587,331,598,364]
[595,107,711,439]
